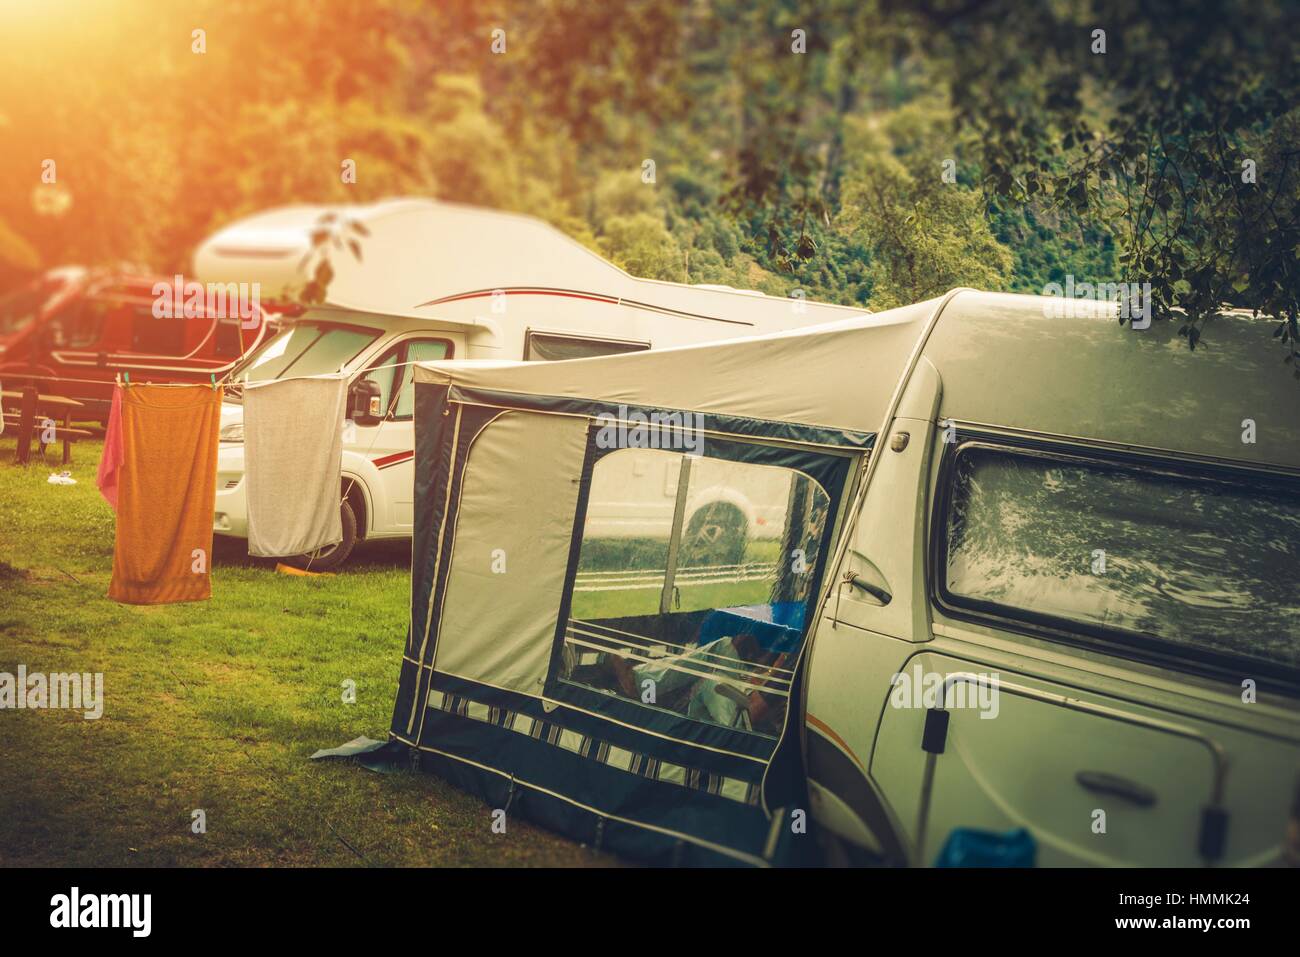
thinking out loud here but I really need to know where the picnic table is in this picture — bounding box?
[1,387,92,465]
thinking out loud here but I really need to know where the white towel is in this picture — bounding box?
[243,375,347,558]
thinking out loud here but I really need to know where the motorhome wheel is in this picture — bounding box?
[285,499,357,573]
[685,501,747,566]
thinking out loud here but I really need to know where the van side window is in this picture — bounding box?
[559,447,830,737]
[214,318,247,358]
[940,445,1300,673]
[47,300,107,349]
[131,307,185,355]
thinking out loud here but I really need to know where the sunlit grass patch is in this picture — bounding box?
[0,436,611,867]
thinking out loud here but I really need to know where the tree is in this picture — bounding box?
[903,0,1299,364]
[729,0,1300,363]
[838,101,1013,307]
[599,213,684,281]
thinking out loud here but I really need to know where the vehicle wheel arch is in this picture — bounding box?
[342,474,370,540]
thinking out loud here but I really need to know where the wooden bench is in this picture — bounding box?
[2,415,94,464]
[1,388,89,465]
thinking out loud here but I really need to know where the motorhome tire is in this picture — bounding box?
[685,501,747,566]
[286,500,357,572]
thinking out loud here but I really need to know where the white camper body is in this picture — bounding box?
[401,290,1300,866]
[195,199,869,566]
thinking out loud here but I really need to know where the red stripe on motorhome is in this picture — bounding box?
[423,288,620,307]
[372,450,414,469]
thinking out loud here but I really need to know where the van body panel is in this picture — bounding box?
[802,290,1299,866]
[831,358,942,640]
[871,652,1219,866]
[923,290,1299,471]
[871,649,1296,866]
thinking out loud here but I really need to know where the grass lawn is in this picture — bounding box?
[0,435,611,867]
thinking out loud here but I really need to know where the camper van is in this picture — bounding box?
[0,266,273,421]
[196,198,870,568]
[376,289,1300,867]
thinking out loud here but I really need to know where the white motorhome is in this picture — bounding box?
[195,198,869,567]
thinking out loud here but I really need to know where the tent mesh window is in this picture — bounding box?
[561,448,829,738]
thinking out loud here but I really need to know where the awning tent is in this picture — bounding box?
[379,287,1300,865]
[384,295,939,865]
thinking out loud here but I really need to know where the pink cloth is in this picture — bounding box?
[96,386,124,511]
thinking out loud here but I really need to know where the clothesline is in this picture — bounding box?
[94,372,363,579]
[233,357,436,383]
[3,358,440,392]
[12,361,437,574]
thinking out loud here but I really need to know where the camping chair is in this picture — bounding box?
[712,683,755,731]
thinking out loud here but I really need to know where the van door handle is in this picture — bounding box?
[842,570,891,605]
[1075,771,1157,808]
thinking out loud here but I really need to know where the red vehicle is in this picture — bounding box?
[0,268,273,422]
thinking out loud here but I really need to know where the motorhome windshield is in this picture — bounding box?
[230,321,380,385]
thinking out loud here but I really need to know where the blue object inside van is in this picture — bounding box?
[934,827,1037,867]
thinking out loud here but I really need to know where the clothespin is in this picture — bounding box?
[123,372,130,386]
[210,373,217,389]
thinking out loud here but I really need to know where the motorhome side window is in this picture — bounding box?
[524,332,650,361]
[560,447,829,737]
[941,446,1300,672]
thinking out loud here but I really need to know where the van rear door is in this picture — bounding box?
[876,437,1300,866]
[872,648,1300,865]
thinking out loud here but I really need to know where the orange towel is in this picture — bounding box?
[108,385,222,605]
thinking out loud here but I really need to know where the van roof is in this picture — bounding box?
[415,289,1298,471]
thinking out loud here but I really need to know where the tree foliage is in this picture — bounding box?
[838,101,1013,307]
[0,0,1293,370]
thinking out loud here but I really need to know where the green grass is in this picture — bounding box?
[570,538,783,619]
[571,581,773,619]
[0,436,612,867]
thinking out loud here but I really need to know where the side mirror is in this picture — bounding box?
[348,379,384,428]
